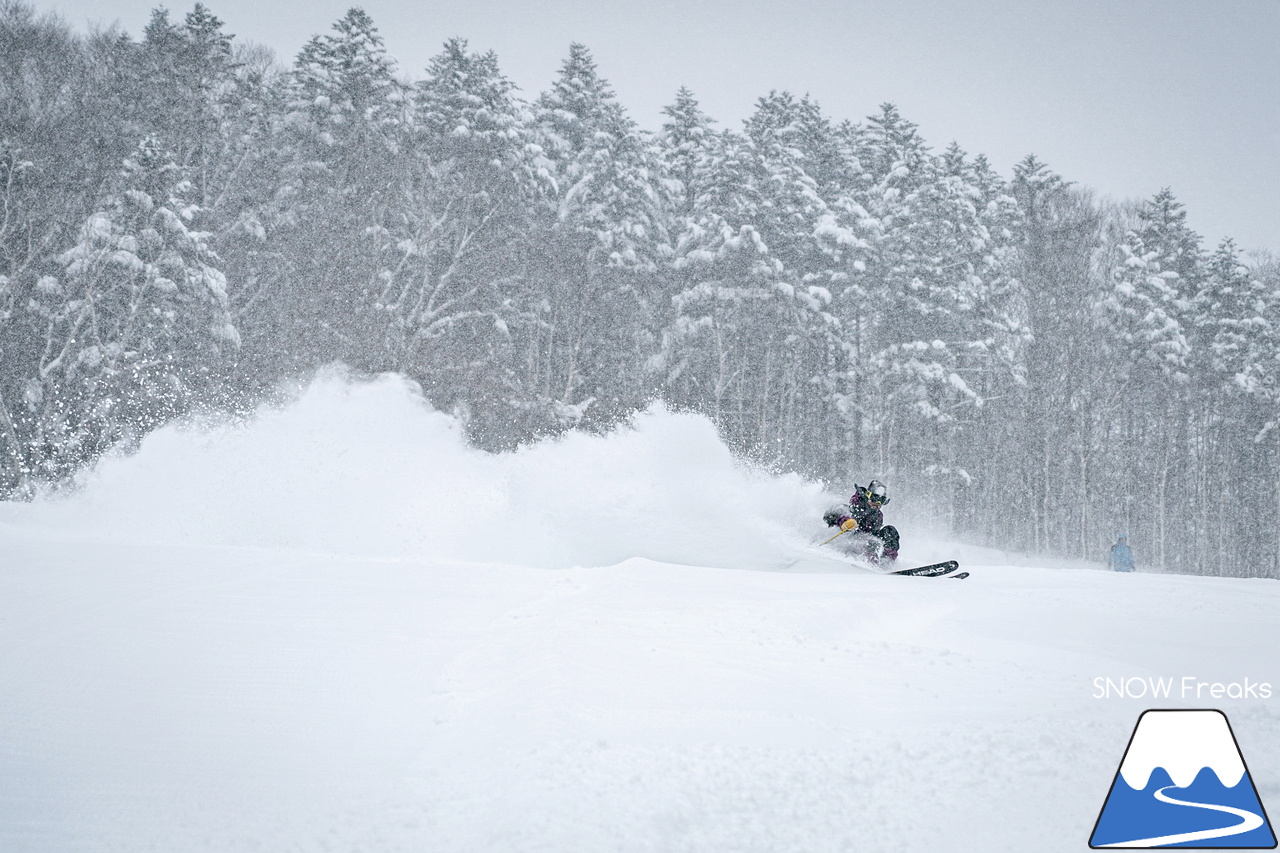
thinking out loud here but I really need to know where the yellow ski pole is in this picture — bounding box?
[820,526,852,546]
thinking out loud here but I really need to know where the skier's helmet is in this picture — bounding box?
[865,480,889,507]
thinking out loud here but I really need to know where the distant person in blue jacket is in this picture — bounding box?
[1107,534,1135,573]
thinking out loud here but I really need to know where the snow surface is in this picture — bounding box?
[2,374,1278,852]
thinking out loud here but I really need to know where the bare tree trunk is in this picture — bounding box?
[0,388,30,498]
[1039,439,1050,554]
[850,313,863,481]
[1275,440,1280,579]
[712,299,732,427]
[1079,434,1088,560]
[758,343,773,453]
[1157,424,1170,571]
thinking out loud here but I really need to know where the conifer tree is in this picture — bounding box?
[264,7,409,370]
[656,91,756,429]
[292,7,405,148]
[525,43,668,431]
[1098,189,1204,568]
[535,43,665,270]
[658,86,717,218]
[1009,154,1105,555]
[1202,240,1266,389]
[139,4,240,200]
[853,104,961,485]
[376,38,546,444]
[1192,239,1278,571]
[660,92,855,472]
[1104,189,1201,385]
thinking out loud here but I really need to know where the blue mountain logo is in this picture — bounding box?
[1090,709,1276,848]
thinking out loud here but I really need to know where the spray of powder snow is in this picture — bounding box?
[19,372,835,569]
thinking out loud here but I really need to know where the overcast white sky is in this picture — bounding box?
[42,0,1280,253]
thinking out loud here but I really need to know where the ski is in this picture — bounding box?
[949,571,970,580]
[887,560,960,578]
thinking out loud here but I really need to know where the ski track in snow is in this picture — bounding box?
[1,376,1277,852]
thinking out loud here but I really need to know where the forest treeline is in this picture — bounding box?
[3,2,1278,575]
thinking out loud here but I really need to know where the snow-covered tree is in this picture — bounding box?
[658,92,860,473]
[291,7,406,149]
[534,43,666,271]
[655,89,744,422]
[522,43,669,431]
[658,86,717,218]
[138,5,237,176]
[1203,239,1272,394]
[852,105,978,489]
[1103,189,1202,386]
[1006,155,1108,556]
[261,8,410,368]
[372,38,548,443]
[27,136,237,478]
[1094,190,1205,569]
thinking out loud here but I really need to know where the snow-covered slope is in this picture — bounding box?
[1,375,1277,852]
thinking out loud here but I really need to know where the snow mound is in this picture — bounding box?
[26,372,830,569]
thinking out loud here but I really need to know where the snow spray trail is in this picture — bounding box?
[19,372,831,569]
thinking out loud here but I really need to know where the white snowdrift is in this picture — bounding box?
[18,372,828,570]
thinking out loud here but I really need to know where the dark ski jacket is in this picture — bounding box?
[825,491,884,535]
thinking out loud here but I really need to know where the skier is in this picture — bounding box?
[823,480,900,565]
[1106,534,1136,573]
